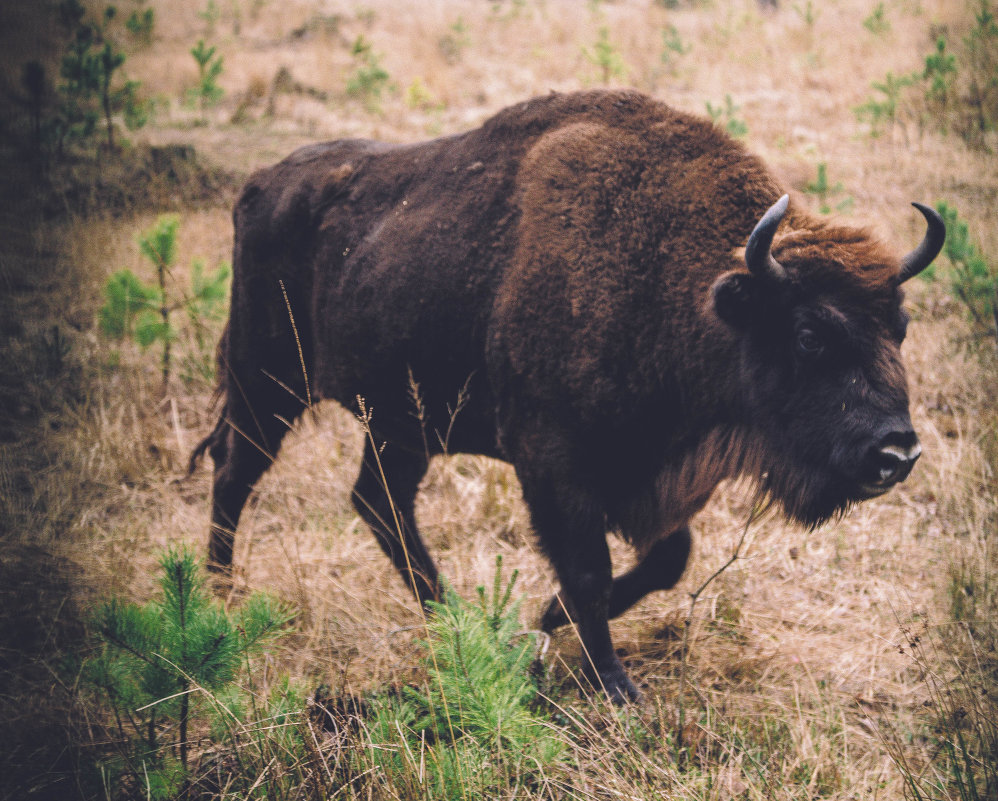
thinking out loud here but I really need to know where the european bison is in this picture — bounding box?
[191,89,944,702]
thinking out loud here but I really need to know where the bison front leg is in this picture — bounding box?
[351,439,440,608]
[541,526,692,633]
[518,469,640,704]
[204,399,301,583]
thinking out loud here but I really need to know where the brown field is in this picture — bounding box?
[1,0,996,798]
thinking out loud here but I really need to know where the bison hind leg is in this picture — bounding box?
[540,526,692,633]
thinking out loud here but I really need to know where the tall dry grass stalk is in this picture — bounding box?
[2,0,996,797]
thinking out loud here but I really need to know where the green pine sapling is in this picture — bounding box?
[125,5,155,45]
[346,36,391,110]
[854,5,998,148]
[853,70,917,137]
[660,24,689,73]
[582,27,627,85]
[924,37,957,107]
[84,546,291,796]
[926,202,997,342]
[962,0,998,143]
[365,556,564,796]
[804,162,853,214]
[438,16,470,64]
[706,94,748,138]
[862,2,890,36]
[190,39,224,118]
[99,215,230,391]
[56,1,146,155]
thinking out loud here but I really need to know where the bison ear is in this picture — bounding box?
[711,271,759,330]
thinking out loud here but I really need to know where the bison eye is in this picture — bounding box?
[796,328,824,357]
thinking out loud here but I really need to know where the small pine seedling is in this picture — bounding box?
[804,162,852,214]
[862,2,890,36]
[125,6,155,45]
[924,37,957,105]
[438,16,471,64]
[922,37,958,136]
[56,1,147,156]
[364,556,564,796]
[793,0,818,27]
[99,215,230,391]
[660,24,689,72]
[190,39,224,117]
[583,27,627,85]
[927,202,996,341]
[346,36,391,110]
[83,546,292,795]
[706,94,748,138]
[853,70,917,137]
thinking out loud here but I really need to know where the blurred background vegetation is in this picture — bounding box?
[0,0,995,798]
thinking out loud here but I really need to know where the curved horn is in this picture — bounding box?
[898,202,946,283]
[745,194,790,282]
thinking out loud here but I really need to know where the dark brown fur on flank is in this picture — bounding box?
[191,89,943,703]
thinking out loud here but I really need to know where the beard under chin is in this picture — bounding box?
[762,459,858,531]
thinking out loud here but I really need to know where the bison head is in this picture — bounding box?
[711,195,945,526]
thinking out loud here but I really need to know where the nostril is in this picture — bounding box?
[869,437,921,487]
[875,457,901,485]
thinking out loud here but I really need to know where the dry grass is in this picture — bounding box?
[2,0,997,798]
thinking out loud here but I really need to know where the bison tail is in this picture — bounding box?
[187,325,230,477]
[187,415,226,476]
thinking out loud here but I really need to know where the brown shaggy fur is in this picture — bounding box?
[193,89,934,702]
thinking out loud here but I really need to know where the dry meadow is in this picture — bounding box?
[1,0,996,798]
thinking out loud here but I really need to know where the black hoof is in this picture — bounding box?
[601,668,642,705]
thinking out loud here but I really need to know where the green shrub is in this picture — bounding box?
[660,23,690,72]
[863,2,891,36]
[856,3,998,148]
[583,27,627,84]
[125,5,155,45]
[438,16,471,64]
[55,0,147,155]
[804,162,853,214]
[198,0,220,34]
[793,1,819,27]
[405,76,443,112]
[82,546,292,797]
[854,70,917,137]
[706,94,748,138]
[923,202,997,340]
[923,3,998,146]
[960,0,998,144]
[925,37,958,109]
[189,39,224,118]
[99,215,230,390]
[346,36,391,109]
[362,557,565,797]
